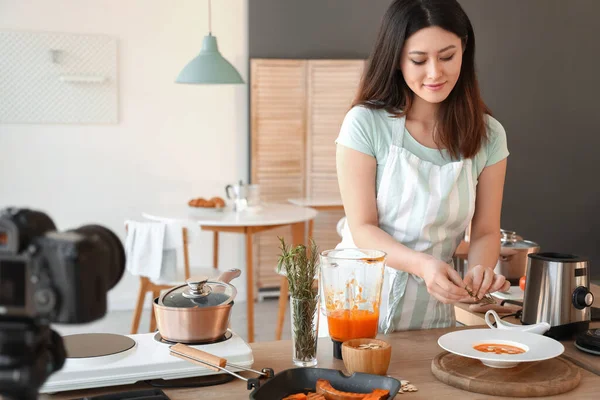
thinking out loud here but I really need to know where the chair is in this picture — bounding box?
[274,216,345,340]
[125,222,192,334]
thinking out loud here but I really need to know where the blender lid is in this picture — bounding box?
[320,248,387,262]
[160,278,236,308]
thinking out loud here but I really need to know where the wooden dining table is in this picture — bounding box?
[143,203,318,343]
[286,196,344,238]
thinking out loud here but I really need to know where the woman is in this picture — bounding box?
[336,0,510,332]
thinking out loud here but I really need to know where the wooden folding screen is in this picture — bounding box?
[250,59,365,291]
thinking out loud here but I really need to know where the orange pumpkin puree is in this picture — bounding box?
[473,343,526,355]
[327,309,379,342]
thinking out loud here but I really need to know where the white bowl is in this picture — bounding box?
[438,328,564,368]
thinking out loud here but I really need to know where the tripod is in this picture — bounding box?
[0,316,66,400]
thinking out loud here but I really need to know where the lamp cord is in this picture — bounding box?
[208,0,212,34]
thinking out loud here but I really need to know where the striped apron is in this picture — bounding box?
[339,115,476,332]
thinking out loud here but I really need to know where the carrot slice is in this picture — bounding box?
[315,379,368,400]
[362,389,390,400]
[282,394,308,400]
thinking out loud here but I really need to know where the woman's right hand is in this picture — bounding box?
[420,257,469,304]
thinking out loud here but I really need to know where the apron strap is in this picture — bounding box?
[391,115,406,148]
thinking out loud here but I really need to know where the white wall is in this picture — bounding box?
[0,0,250,309]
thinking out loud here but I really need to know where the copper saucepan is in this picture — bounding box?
[153,268,241,343]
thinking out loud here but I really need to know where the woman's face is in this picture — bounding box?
[400,26,463,104]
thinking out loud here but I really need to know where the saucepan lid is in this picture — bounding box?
[500,229,539,249]
[159,269,240,308]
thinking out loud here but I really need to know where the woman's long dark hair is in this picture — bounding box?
[354,0,490,159]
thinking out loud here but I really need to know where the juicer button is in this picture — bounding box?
[573,286,594,309]
[584,293,594,307]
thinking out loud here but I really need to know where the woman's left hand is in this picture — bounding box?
[463,265,510,300]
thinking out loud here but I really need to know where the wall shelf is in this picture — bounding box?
[58,75,108,83]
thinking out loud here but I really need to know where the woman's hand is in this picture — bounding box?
[420,257,469,304]
[463,265,510,300]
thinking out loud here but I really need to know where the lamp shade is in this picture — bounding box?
[175,34,244,84]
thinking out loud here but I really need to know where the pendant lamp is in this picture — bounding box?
[175,0,244,84]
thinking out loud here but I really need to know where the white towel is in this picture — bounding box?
[124,221,178,284]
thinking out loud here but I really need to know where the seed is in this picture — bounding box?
[406,384,418,392]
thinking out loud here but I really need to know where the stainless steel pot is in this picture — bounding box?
[494,229,540,282]
[153,269,241,343]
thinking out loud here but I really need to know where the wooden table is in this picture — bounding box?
[143,203,318,343]
[43,326,600,400]
[286,196,344,239]
[287,196,344,212]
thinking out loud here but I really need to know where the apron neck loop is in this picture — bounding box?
[392,115,407,148]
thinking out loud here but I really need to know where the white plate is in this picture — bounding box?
[187,206,227,216]
[438,329,564,368]
[492,285,524,301]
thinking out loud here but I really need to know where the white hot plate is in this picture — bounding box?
[438,329,564,368]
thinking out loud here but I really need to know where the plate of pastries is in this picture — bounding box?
[188,196,226,213]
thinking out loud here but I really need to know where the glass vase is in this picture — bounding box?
[290,295,320,367]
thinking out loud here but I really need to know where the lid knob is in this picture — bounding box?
[500,229,519,244]
[182,276,212,299]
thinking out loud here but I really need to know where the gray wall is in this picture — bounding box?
[249,0,600,279]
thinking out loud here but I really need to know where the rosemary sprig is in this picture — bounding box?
[277,237,319,362]
[277,237,319,301]
[465,286,496,305]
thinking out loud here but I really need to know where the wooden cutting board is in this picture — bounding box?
[431,351,581,397]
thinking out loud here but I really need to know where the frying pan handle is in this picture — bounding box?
[170,343,227,372]
[246,369,274,390]
[247,378,260,390]
[216,268,241,283]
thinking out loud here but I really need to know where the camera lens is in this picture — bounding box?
[72,225,125,290]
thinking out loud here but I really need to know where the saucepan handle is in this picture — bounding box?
[215,268,241,284]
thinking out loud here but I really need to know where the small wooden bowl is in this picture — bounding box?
[342,338,392,376]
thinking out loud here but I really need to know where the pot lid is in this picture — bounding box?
[500,229,539,249]
[161,277,236,308]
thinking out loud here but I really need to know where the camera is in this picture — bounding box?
[0,207,125,400]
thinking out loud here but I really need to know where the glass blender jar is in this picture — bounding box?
[320,248,386,359]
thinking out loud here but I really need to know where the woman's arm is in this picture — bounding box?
[337,144,467,304]
[464,158,509,297]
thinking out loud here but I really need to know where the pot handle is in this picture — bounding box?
[215,268,241,284]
